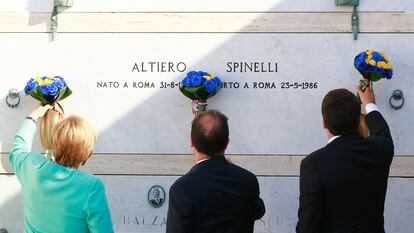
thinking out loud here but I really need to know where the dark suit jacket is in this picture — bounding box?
[166,156,266,233]
[296,111,394,233]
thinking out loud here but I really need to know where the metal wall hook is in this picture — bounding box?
[390,90,404,110]
[6,88,20,108]
[335,0,359,40]
[351,5,359,40]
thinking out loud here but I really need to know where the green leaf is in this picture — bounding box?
[55,86,73,102]
[180,86,196,100]
[366,71,382,82]
[180,84,223,102]
[191,86,206,100]
[28,88,49,105]
[28,91,41,102]
[180,86,205,100]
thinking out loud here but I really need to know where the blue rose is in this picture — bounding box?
[54,79,66,89]
[386,70,393,79]
[55,76,66,85]
[355,54,366,64]
[354,54,368,73]
[181,76,192,87]
[204,79,218,94]
[24,79,39,95]
[40,85,49,95]
[378,68,386,76]
[197,71,209,76]
[371,51,383,62]
[191,74,204,87]
[186,71,198,77]
[42,83,59,96]
[354,56,364,66]
[212,77,222,86]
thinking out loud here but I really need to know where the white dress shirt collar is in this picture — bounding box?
[196,158,209,164]
[328,135,341,144]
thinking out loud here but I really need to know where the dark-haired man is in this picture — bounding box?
[166,110,265,233]
[296,87,394,233]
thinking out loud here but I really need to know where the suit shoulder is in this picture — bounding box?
[305,147,329,162]
[170,174,194,190]
[226,163,259,185]
[230,163,257,177]
[169,175,199,200]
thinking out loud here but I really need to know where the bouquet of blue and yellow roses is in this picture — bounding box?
[24,76,72,105]
[354,49,393,137]
[24,76,72,150]
[180,71,223,114]
[354,49,393,89]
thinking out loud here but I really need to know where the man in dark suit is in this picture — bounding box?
[296,87,394,233]
[166,110,266,233]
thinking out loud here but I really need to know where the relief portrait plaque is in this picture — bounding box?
[147,185,166,208]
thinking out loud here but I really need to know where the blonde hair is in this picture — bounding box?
[52,115,96,168]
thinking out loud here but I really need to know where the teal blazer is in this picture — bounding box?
[9,119,114,233]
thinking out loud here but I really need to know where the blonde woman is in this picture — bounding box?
[9,105,113,233]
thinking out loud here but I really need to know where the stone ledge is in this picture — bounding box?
[1,154,413,177]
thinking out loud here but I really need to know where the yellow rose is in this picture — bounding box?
[208,73,216,78]
[377,61,387,69]
[34,77,53,86]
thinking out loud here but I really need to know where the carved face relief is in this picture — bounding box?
[148,185,166,208]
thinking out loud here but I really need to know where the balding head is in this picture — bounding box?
[191,110,229,157]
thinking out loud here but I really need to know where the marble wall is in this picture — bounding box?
[1,176,414,233]
[0,34,413,155]
[0,1,413,232]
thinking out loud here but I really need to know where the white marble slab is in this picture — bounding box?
[0,34,413,155]
[1,176,413,232]
[1,0,413,13]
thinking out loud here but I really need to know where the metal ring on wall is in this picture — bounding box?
[6,89,20,108]
[389,90,404,110]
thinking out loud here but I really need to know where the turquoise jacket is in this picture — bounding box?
[9,119,114,233]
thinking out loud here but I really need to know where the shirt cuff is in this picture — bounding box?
[365,103,380,114]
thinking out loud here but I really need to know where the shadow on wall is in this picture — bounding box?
[0,92,43,170]
[1,93,21,173]
[0,93,37,232]
[26,0,72,42]
[0,175,24,233]
[0,154,12,174]
[0,94,25,231]
[26,0,50,27]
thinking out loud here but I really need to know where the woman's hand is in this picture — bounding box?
[29,104,52,121]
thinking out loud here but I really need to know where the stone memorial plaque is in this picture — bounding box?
[0,34,413,155]
[1,176,413,233]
